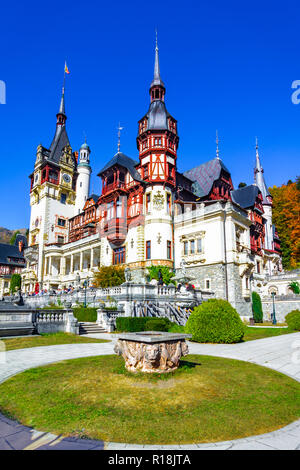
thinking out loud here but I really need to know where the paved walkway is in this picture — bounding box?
[0,333,300,450]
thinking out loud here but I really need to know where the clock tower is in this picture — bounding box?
[27,86,78,285]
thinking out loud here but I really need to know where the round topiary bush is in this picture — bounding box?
[185,299,245,343]
[285,310,300,331]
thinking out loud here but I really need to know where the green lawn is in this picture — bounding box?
[243,326,296,342]
[0,354,299,444]
[1,332,110,351]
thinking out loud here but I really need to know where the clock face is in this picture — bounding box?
[63,173,71,183]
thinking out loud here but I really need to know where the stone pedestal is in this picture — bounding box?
[114,331,192,373]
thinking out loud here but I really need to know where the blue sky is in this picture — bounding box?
[1,0,299,229]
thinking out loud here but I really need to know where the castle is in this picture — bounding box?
[21,41,282,316]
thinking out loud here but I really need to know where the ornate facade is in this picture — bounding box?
[21,41,282,316]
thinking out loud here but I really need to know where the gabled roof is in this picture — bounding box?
[231,184,260,209]
[98,152,143,182]
[0,242,26,267]
[48,126,71,164]
[183,157,231,198]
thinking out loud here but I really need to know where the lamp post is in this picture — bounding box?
[83,277,89,308]
[271,291,277,325]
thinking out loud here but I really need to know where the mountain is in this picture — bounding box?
[0,227,27,244]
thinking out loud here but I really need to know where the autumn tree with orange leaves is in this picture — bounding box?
[269,178,300,270]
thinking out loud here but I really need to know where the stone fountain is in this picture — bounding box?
[114,331,192,373]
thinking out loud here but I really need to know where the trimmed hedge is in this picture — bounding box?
[285,310,300,331]
[116,317,152,332]
[252,291,263,323]
[185,299,245,343]
[144,318,170,332]
[116,316,173,332]
[73,307,97,322]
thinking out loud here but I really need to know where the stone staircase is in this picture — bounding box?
[79,322,107,335]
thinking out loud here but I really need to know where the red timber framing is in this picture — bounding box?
[69,198,99,243]
[208,170,233,201]
[99,164,144,245]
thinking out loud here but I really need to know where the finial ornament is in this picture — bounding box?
[117,122,124,153]
[216,130,220,159]
[155,28,158,50]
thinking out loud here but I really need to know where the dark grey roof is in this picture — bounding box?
[231,184,260,209]
[0,242,26,267]
[183,158,231,198]
[98,152,143,182]
[49,126,71,164]
[88,194,99,204]
[143,100,172,130]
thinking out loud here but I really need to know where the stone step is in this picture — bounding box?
[78,322,106,335]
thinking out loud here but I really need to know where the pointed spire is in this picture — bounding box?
[150,29,165,88]
[117,122,124,153]
[254,137,271,204]
[216,130,220,159]
[58,86,66,116]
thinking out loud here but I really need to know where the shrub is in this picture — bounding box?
[147,265,176,285]
[93,266,125,288]
[145,318,170,332]
[285,310,300,331]
[252,291,263,323]
[288,282,300,294]
[73,307,97,322]
[10,274,21,294]
[116,317,152,332]
[168,323,185,333]
[185,299,245,343]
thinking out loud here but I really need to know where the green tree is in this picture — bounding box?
[288,281,300,294]
[252,291,263,323]
[147,265,176,285]
[10,230,20,245]
[93,265,125,288]
[238,182,247,188]
[10,274,21,293]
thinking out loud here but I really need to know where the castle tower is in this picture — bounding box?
[27,85,77,286]
[254,139,273,251]
[135,36,179,268]
[75,140,91,214]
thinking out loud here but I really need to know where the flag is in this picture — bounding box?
[64,61,70,74]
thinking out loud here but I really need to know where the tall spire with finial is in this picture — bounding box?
[254,137,271,204]
[216,130,220,159]
[150,29,165,101]
[56,62,69,125]
[117,122,124,153]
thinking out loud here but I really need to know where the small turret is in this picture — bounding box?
[75,139,92,214]
[79,141,91,166]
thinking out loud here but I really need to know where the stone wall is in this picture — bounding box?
[185,263,252,317]
[262,299,300,323]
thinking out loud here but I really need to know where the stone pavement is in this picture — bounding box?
[0,332,299,450]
